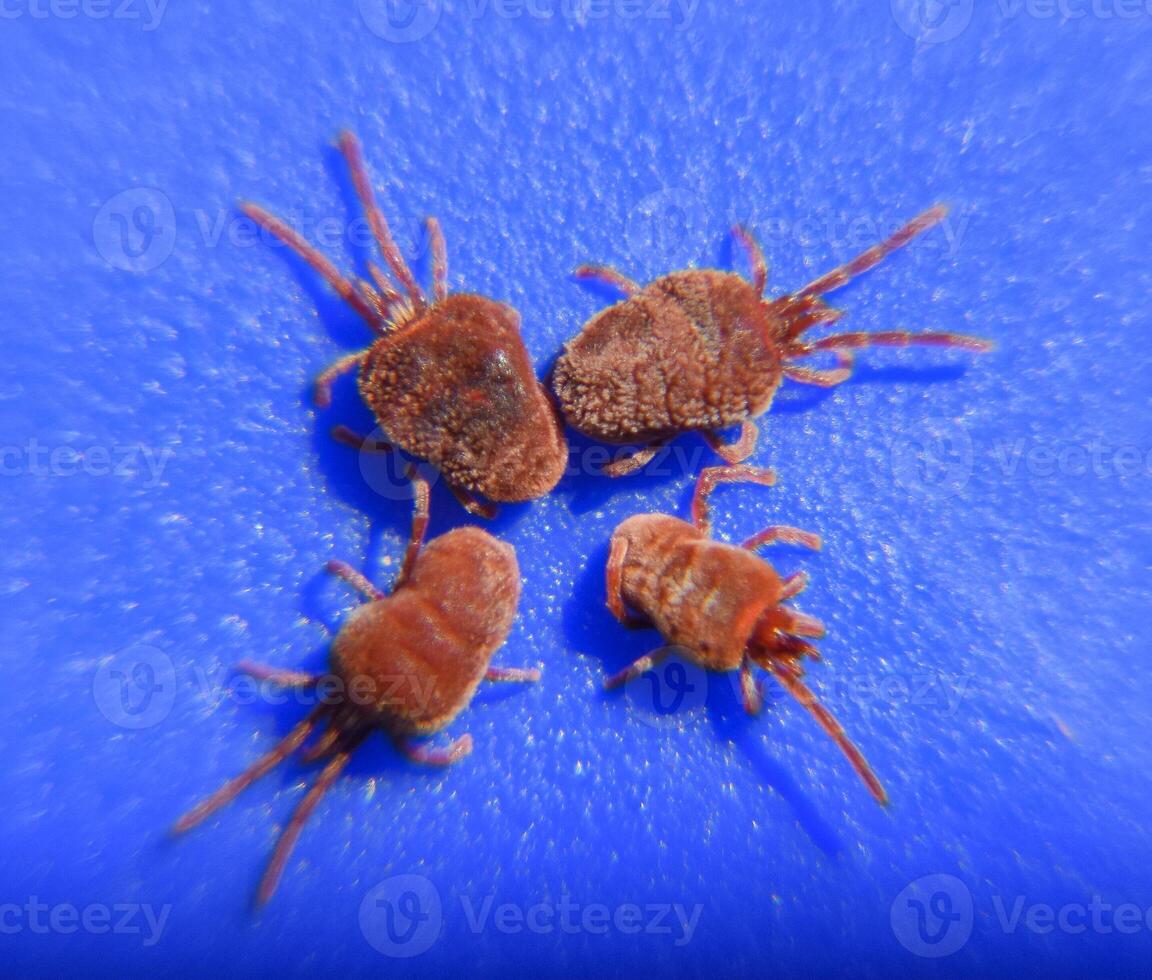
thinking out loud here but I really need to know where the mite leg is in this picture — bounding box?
[740,654,763,716]
[357,277,393,324]
[396,733,474,766]
[573,264,642,297]
[762,659,888,806]
[235,661,319,689]
[238,202,381,329]
[256,726,369,906]
[298,720,346,763]
[800,331,993,356]
[732,225,768,295]
[313,349,370,408]
[449,483,498,519]
[778,295,843,344]
[740,525,822,552]
[601,441,668,478]
[391,465,431,590]
[331,424,393,455]
[782,357,854,389]
[782,609,826,639]
[779,571,810,601]
[703,420,759,464]
[336,131,425,309]
[606,535,649,629]
[368,261,401,306]
[325,559,386,602]
[485,666,542,683]
[427,217,448,303]
[172,704,330,835]
[795,203,949,300]
[603,647,672,691]
[691,464,777,534]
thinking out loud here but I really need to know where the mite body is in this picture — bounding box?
[173,475,540,905]
[242,132,566,514]
[604,465,886,804]
[553,205,992,475]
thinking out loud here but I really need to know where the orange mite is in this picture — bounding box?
[603,464,887,805]
[241,132,567,515]
[172,471,540,905]
[552,204,992,476]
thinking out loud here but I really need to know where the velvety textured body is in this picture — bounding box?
[360,295,567,502]
[331,526,521,733]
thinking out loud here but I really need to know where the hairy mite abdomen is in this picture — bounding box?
[331,526,520,733]
[614,513,784,671]
[360,294,567,501]
[553,271,781,443]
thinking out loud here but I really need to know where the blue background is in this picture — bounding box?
[3,0,1151,975]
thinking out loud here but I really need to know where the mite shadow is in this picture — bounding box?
[554,428,716,517]
[562,533,843,858]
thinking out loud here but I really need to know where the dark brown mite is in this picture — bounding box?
[553,205,993,476]
[240,132,567,516]
[172,470,540,906]
[603,464,886,805]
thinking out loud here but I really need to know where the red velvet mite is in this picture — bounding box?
[603,464,887,805]
[553,205,993,476]
[241,132,567,515]
[172,471,540,905]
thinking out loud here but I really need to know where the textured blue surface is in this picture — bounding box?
[3,1,1152,975]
